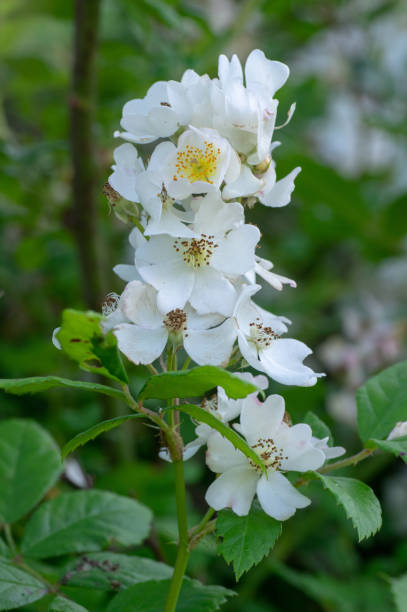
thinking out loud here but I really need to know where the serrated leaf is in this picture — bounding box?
[0,376,126,401]
[59,552,172,590]
[369,436,407,463]
[0,419,61,523]
[62,414,144,460]
[304,411,332,444]
[173,404,266,474]
[216,505,282,579]
[391,574,407,612]
[315,474,382,541]
[0,560,47,611]
[138,367,257,400]
[21,490,152,559]
[357,360,407,442]
[50,596,89,612]
[106,577,235,612]
[56,309,128,383]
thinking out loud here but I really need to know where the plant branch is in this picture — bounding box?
[69,0,103,309]
[318,448,375,474]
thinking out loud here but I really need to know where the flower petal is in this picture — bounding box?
[212,224,260,276]
[222,165,263,200]
[206,431,247,473]
[256,472,310,521]
[184,318,236,366]
[278,423,326,472]
[205,466,258,516]
[190,267,236,317]
[260,338,324,387]
[120,281,162,328]
[259,167,301,208]
[114,323,168,364]
[240,394,285,445]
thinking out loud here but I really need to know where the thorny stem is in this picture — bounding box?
[318,447,375,474]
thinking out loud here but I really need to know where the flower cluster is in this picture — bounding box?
[106,49,343,521]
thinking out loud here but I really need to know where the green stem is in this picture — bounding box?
[318,448,374,474]
[164,458,190,612]
[190,508,215,538]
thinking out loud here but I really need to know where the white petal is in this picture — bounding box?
[212,225,260,276]
[120,281,162,327]
[190,267,237,317]
[114,323,167,364]
[240,394,285,445]
[52,327,61,350]
[257,472,310,521]
[148,141,176,173]
[205,466,258,516]
[255,262,296,291]
[192,193,244,235]
[237,332,266,374]
[145,207,194,238]
[245,50,289,97]
[184,318,236,366]
[260,338,324,387]
[139,260,195,313]
[259,167,301,207]
[113,264,140,282]
[206,431,247,473]
[278,424,326,472]
[223,165,263,200]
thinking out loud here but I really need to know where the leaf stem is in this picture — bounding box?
[3,524,17,556]
[318,448,375,474]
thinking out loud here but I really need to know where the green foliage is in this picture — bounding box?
[391,574,407,612]
[216,505,282,579]
[0,419,61,523]
[50,596,89,612]
[61,414,144,460]
[0,539,9,559]
[304,411,333,443]
[106,577,236,612]
[0,560,47,611]
[0,376,126,400]
[21,490,152,559]
[368,436,407,463]
[357,361,407,442]
[138,366,258,400]
[59,552,172,590]
[315,474,382,541]
[173,404,266,474]
[56,310,128,384]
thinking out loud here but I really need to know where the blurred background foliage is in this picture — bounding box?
[1,0,407,610]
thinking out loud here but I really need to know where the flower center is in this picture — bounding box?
[173,141,220,184]
[173,234,218,268]
[163,308,187,333]
[250,437,288,472]
[201,396,219,416]
[248,317,280,351]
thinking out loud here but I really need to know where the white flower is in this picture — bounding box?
[163,127,241,201]
[234,285,324,386]
[113,281,236,366]
[117,81,182,144]
[214,49,289,162]
[205,394,325,520]
[108,143,144,202]
[312,437,346,460]
[255,157,301,208]
[160,373,269,462]
[251,256,297,291]
[134,215,260,317]
[388,422,407,440]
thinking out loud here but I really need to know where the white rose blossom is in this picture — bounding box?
[113,280,236,367]
[205,394,326,520]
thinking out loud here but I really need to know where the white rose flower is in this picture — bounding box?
[113,281,236,366]
[108,143,144,203]
[205,394,326,520]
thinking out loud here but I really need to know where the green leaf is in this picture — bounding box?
[216,505,282,579]
[315,474,382,541]
[56,309,128,384]
[391,574,407,612]
[0,419,61,523]
[62,414,145,460]
[106,577,235,612]
[138,366,257,400]
[357,360,407,442]
[50,596,89,612]
[368,436,407,463]
[21,490,152,559]
[0,539,10,559]
[0,376,126,401]
[304,411,332,444]
[60,552,172,590]
[173,404,266,474]
[0,560,47,611]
